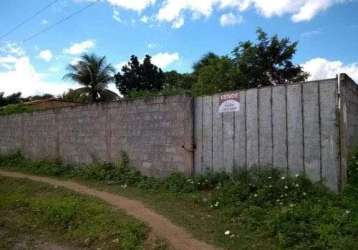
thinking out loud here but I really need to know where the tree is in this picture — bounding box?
[61,89,89,103]
[22,93,54,102]
[63,53,118,103]
[115,55,165,96]
[163,70,195,92]
[232,28,309,88]
[0,92,22,107]
[192,52,221,73]
[191,53,240,96]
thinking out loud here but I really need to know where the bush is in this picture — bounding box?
[1,150,358,249]
[0,104,33,116]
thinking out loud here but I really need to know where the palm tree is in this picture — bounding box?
[64,53,119,103]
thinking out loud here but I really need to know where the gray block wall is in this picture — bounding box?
[1,76,357,191]
[339,74,358,188]
[0,96,194,177]
[194,78,342,191]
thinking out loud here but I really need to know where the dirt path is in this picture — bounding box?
[0,170,218,250]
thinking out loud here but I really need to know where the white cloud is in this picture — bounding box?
[70,57,81,65]
[112,9,122,22]
[291,0,333,22]
[140,15,149,23]
[41,19,49,25]
[63,40,95,55]
[156,0,213,28]
[0,42,25,57]
[155,0,347,28]
[114,61,127,71]
[220,12,243,26]
[0,45,77,96]
[147,43,159,49]
[302,58,358,82]
[151,52,179,68]
[172,17,185,28]
[0,55,18,65]
[115,52,179,71]
[106,0,156,12]
[76,0,346,27]
[301,29,321,39]
[38,49,53,62]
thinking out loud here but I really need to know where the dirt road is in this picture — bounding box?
[0,170,218,250]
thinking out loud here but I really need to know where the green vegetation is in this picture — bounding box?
[115,55,166,97]
[113,28,309,98]
[0,176,168,250]
[1,28,309,108]
[0,103,33,116]
[63,53,119,103]
[1,151,357,250]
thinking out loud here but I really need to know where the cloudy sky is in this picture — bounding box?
[0,0,358,96]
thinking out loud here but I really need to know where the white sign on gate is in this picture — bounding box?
[219,92,240,113]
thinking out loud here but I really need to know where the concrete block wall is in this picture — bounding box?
[0,95,194,177]
[338,74,358,188]
[0,76,357,191]
[194,78,341,191]
[340,74,358,150]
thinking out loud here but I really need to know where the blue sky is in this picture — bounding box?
[0,0,358,96]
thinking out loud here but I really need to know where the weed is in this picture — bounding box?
[0,177,150,249]
[1,151,358,249]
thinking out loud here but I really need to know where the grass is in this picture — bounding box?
[0,176,167,250]
[1,151,358,250]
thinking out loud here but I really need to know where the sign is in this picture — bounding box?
[219,92,240,113]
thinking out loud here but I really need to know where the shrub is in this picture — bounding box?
[0,104,33,116]
[1,150,358,249]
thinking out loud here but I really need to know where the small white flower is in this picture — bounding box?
[224,230,231,236]
[295,184,299,188]
[268,185,272,188]
[289,204,294,208]
[112,238,119,243]
[303,192,307,196]
[345,210,351,214]
[281,176,286,180]
[268,176,272,179]
[254,194,258,197]
[295,174,299,178]
[284,185,288,189]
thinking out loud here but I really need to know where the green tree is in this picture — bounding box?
[115,55,165,97]
[232,28,309,88]
[192,53,240,96]
[61,89,89,103]
[163,70,195,93]
[22,93,54,102]
[0,92,22,107]
[63,53,118,103]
